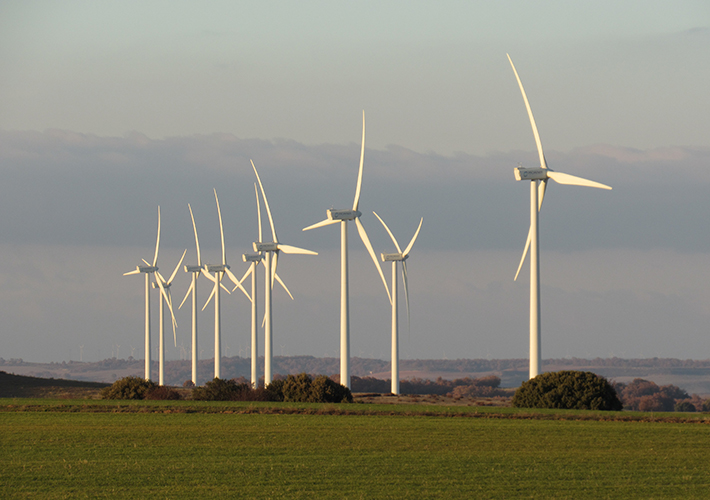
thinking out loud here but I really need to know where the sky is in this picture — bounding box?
[1,1,710,365]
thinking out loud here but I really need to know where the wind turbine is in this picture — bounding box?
[178,204,204,386]
[303,111,390,389]
[373,212,423,395]
[251,160,317,385]
[507,53,611,380]
[153,249,186,386]
[123,206,161,381]
[238,184,264,389]
[202,189,249,379]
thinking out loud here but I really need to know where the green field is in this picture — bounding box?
[2,400,710,499]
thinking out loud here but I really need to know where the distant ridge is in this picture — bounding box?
[3,356,710,393]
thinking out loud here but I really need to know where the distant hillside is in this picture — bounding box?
[3,356,710,394]
[0,371,109,398]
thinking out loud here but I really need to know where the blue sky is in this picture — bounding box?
[0,2,709,364]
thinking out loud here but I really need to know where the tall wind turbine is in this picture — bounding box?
[179,204,204,386]
[373,213,423,395]
[251,160,317,385]
[303,111,390,389]
[123,206,161,381]
[153,249,186,386]
[202,189,249,379]
[238,184,264,389]
[507,54,611,380]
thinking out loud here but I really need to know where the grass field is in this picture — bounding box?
[2,400,710,499]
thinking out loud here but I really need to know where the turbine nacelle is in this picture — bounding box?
[243,253,263,263]
[138,265,158,273]
[205,264,230,272]
[184,265,202,273]
[514,167,547,181]
[327,208,361,221]
[381,252,407,262]
[254,242,278,252]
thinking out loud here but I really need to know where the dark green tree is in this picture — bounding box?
[512,371,622,411]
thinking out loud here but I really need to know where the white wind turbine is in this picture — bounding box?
[303,111,390,389]
[152,249,186,386]
[251,160,317,385]
[123,206,161,381]
[178,204,205,386]
[238,184,264,389]
[507,53,611,380]
[202,189,249,379]
[373,213,423,395]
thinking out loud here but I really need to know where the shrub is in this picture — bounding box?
[273,373,352,403]
[145,386,182,400]
[183,380,195,388]
[266,379,286,401]
[674,401,697,412]
[703,399,710,412]
[101,376,156,400]
[512,371,622,411]
[192,378,249,401]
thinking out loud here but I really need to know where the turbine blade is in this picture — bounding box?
[271,252,278,289]
[352,110,365,211]
[123,268,140,276]
[178,280,194,310]
[225,267,250,300]
[214,189,227,265]
[277,244,318,255]
[251,160,278,243]
[201,268,217,283]
[514,226,532,281]
[275,272,294,300]
[538,179,547,210]
[403,218,423,257]
[188,204,202,266]
[220,280,232,295]
[507,54,547,170]
[373,211,402,253]
[152,206,161,267]
[303,218,339,231]
[402,261,411,331]
[546,170,612,190]
[254,183,262,243]
[355,217,391,303]
[142,258,150,266]
[202,280,217,311]
[168,249,187,284]
[164,289,178,347]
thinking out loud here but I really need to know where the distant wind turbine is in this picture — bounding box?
[152,249,186,386]
[373,212,423,395]
[178,204,205,386]
[303,111,390,389]
[123,206,162,381]
[202,189,249,379]
[507,53,611,379]
[251,160,317,385]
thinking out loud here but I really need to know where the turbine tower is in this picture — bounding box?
[373,213,423,395]
[238,184,264,389]
[153,249,186,386]
[179,204,204,386]
[251,160,317,385]
[123,206,161,381]
[303,111,390,389]
[507,53,611,379]
[202,189,249,379]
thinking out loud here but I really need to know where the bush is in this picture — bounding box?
[703,399,710,412]
[183,380,195,388]
[145,386,182,400]
[512,371,622,411]
[192,378,250,401]
[619,379,692,411]
[101,376,156,400]
[674,401,697,412]
[272,373,353,403]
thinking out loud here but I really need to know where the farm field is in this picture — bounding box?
[2,400,710,499]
